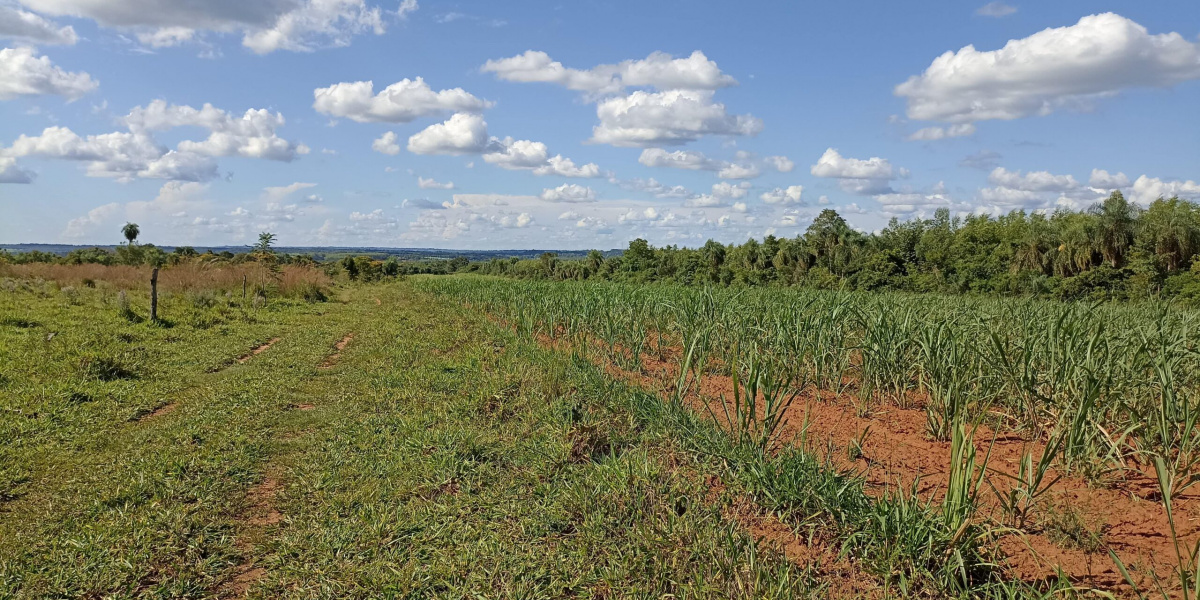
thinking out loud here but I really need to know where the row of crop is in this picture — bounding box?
[421,275,1200,598]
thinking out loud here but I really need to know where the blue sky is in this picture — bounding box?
[1,0,1198,249]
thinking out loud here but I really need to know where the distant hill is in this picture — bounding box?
[0,244,618,262]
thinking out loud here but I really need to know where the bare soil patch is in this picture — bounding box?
[217,474,283,598]
[525,327,1194,595]
[236,338,280,365]
[318,334,354,369]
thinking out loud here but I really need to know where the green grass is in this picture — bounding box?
[0,279,823,598]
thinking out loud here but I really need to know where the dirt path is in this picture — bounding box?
[217,474,282,598]
[237,338,280,364]
[318,333,354,368]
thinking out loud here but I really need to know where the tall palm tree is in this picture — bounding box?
[121,222,140,245]
[1090,191,1138,268]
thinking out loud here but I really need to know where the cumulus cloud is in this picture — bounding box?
[896,13,1200,124]
[478,137,602,177]
[312,77,490,123]
[372,131,400,154]
[0,5,77,44]
[406,112,488,155]
[760,185,804,205]
[1088,169,1130,190]
[810,148,906,195]
[18,0,412,54]
[124,100,304,161]
[0,46,96,100]
[987,167,1078,192]
[417,176,454,189]
[591,89,762,147]
[0,156,35,183]
[637,148,764,179]
[1131,175,1200,205]
[3,99,303,182]
[712,181,750,199]
[540,183,596,203]
[481,49,737,96]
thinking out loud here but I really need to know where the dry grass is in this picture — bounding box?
[0,262,331,297]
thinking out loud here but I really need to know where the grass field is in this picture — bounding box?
[2,272,1195,598]
[0,276,828,598]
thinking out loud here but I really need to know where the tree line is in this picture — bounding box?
[469,192,1200,303]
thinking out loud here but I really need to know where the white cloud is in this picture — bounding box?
[0,5,77,44]
[618,177,692,198]
[417,176,454,189]
[540,183,596,203]
[592,89,762,147]
[1089,169,1130,190]
[683,194,723,208]
[0,46,96,100]
[372,131,400,154]
[811,148,898,179]
[810,148,905,195]
[975,1,1017,17]
[908,123,976,141]
[124,100,303,161]
[717,163,759,179]
[711,181,750,199]
[987,167,1078,192]
[481,49,736,96]
[639,148,720,171]
[312,77,490,123]
[407,112,488,155]
[136,26,194,47]
[62,202,120,237]
[896,13,1200,124]
[242,0,392,53]
[731,201,747,213]
[1130,175,1200,205]
[876,191,964,216]
[19,0,412,54]
[0,156,35,183]
[477,137,602,178]
[765,155,794,172]
[263,181,317,201]
[760,185,804,205]
[3,99,302,182]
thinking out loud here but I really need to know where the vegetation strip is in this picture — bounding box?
[418,274,1200,597]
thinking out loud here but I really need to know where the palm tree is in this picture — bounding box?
[121,222,140,245]
[1090,191,1138,268]
[584,250,605,275]
[1141,197,1200,272]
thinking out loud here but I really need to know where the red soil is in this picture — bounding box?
[529,326,1197,596]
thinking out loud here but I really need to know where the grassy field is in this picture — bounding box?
[1,276,830,599]
[7,271,1196,598]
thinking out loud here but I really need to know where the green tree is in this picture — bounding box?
[121,222,140,245]
[1141,197,1200,272]
[1090,191,1138,268]
[254,232,277,254]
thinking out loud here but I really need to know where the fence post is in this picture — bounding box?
[150,267,159,322]
[242,274,247,303]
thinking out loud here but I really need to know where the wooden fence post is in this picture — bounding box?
[242,274,247,303]
[150,267,159,322]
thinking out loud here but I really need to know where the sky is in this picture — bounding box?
[0,0,1198,250]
